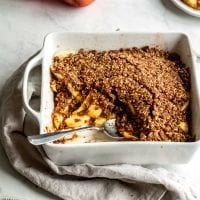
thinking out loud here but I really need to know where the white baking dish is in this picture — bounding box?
[23,32,200,165]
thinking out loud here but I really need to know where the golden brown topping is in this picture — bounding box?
[50,47,192,142]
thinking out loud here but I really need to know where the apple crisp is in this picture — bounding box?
[50,47,192,142]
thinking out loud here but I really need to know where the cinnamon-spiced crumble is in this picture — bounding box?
[50,47,192,142]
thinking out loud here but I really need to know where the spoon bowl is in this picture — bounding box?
[103,119,123,139]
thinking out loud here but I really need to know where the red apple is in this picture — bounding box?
[63,0,94,7]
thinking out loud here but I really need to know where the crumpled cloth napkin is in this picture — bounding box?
[0,52,199,200]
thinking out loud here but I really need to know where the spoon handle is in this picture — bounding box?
[28,126,102,145]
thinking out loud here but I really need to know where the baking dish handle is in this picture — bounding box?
[22,50,43,123]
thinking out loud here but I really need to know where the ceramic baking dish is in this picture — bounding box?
[22,32,200,165]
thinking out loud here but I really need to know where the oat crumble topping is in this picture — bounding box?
[50,47,192,142]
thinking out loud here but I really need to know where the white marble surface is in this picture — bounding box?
[0,0,200,199]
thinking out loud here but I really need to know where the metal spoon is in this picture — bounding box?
[28,119,123,145]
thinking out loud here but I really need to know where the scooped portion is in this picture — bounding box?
[50,47,192,142]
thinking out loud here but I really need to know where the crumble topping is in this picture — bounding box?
[50,47,192,142]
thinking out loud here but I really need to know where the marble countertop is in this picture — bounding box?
[0,0,200,199]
